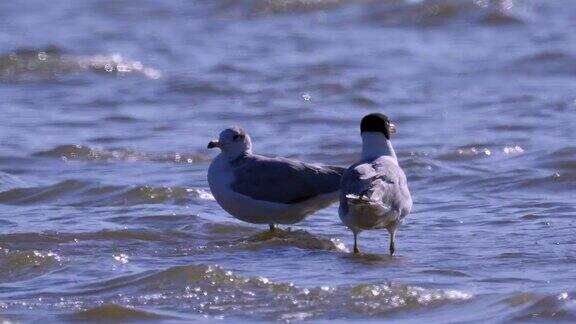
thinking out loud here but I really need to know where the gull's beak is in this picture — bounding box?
[389,123,397,134]
[207,140,220,149]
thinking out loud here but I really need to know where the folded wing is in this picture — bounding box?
[342,157,412,218]
[232,155,345,204]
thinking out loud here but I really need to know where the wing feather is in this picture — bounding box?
[232,155,344,204]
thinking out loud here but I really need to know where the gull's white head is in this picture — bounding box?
[208,127,252,158]
[360,113,397,160]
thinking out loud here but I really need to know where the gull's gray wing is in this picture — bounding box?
[341,156,412,217]
[231,155,345,204]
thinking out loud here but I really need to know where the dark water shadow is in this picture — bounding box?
[64,304,181,321]
[205,227,347,252]
[339,251,405,266]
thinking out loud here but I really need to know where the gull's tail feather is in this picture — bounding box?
[345,193,390,216]
[345,193,370,203]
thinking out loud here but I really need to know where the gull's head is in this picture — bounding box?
[360,113,396,139]
[360,113,397,160]
[208,127,252,157]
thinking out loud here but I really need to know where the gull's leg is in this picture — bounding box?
[353,231,360,254]
[389,229,396,256]
[269,224,276,232]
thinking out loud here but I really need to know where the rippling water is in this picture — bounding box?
[1,0,575,322]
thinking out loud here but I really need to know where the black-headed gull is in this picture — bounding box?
[339,113,412,255]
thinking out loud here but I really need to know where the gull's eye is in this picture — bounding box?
[233,134,243,141]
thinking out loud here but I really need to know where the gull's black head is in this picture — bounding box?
[360,113,396,139]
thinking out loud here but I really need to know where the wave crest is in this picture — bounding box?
[0,46,161,81]
[34,144,210,164]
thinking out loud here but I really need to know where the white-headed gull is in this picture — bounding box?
[208,127,345,231]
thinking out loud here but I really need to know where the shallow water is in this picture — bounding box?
[1,0,575,322]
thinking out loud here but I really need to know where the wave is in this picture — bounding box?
[537,147,576,173]
[435,144,525,161]
[0,248,63,283]
[0,230,168,244]
[0,180,214,206]
[510,50,576,75]
[58,264,472,320]
[0,46,161,81]
[249,0,345,15]
[34,144,210,164]
[0,225,346,257]
[3,262,574,322]
[212,0,523,26]
[358,0,522,27]
[0,227,200,251]
[0,171,26,191]
[207,0,345,17]
[457,146,576,193]
[67,304,175,321]
[502,292,576,322]
[419,269,470,277]
[429,145,575,194]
